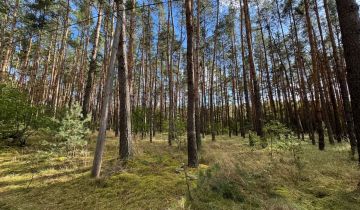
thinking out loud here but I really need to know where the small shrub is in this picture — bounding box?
[264,120,291,141]
[263,120,304,179]
[132,107,149,135]
[272,133,304,181]
[248,131,259,147]
[264,120,292,156]
[57,103,90,157]
[174,115,187,148]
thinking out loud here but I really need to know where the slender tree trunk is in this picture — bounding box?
[239,0,251,127]
[91,6,122,178]
[274,0,301,134]
[210,0,220,142]
[230,28,239,136]
[167,0,175,145]
[256,4,276,118]
[0,0,19,80]
[82,3,103,118]
[243,0,263,137]
[53,0,70,116]
[194,0,202,149]
[314,0,339,144]
[304,0,325,150]
[289,2,314,142]
[128,0,136,108]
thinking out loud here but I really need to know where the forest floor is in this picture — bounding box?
[0,133,359,210]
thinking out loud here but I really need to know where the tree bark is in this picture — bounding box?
[118,0,132,159]
[335,0,360,162]
[185,0,198,168]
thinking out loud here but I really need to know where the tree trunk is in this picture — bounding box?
[304,0,325,150]
[210,0,220,142]
[185,0,198,168]
[195,0,202,149]
[314,0,339,144]
[118,0,132,159]
[91,4,122,178]
[0,0,19,80]
[167,0,175,145]
[325,0,357,155]
[335,0,360,162]
[256,3,276,118]
[239,0,251,127]
[243,0,263,137]
[128,0,136,109]
[82,3,103,118]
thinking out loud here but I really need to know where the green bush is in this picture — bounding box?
[57,103,90,156]
[264,120,291,140]
[264,121,304,169]
[132,107,149,134]
[0,83,57,146]
[248,131,259,147]
[174,114,186,138]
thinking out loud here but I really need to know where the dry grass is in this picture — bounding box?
[0,133,359,209]
[192,136,360,210]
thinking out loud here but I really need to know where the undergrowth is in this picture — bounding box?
[0,133,359,209]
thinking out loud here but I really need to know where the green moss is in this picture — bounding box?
[0,135,359,209]
[0,136,192,209]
